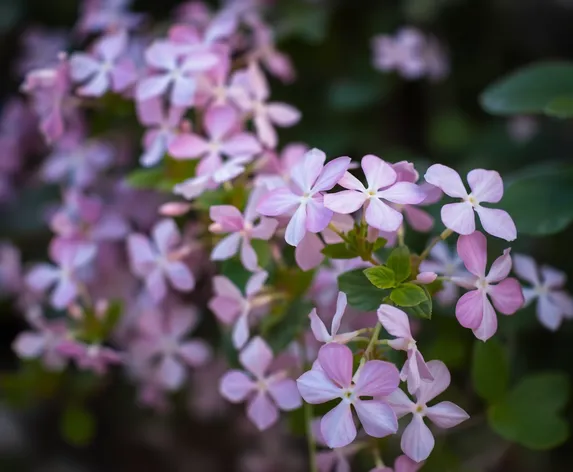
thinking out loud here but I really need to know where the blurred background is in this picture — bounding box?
[1,0,573,471]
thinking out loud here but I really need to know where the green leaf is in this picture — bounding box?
[544,95,573,118]
[338,269,389,311]
[265,299,314,352]
[363,266,396,289]
[386,246,411,283]
[502,167,573,235]
[126,167,171,191]
[488,372,570,450]
[60,405,96,447]
[480,61,573,115]
[401,285,432,319]
[472,339,509,404]
[390,283,427,307]
[321,243,357,259]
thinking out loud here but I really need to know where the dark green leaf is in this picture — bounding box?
[321,243,357,259]
[125,167,170,191]
[265,300,314,352]
[401,285,432,319]
[363,266,396,289]
[480,61,573,115]
[472,339,509,404]
[390,283,427,307]
[60,405,96,447]
[387,246,411,283]
[488,372,570,450]
[544,95,573,118]
[338,269,389,311]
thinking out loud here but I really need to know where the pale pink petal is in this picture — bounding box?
[179,341,211,366]
[354,400,398,437]
[156,355,185,390]
[140,134,167,167]
[266,103,301,126]
[78,71,110,97]
[401,415,434,463]
[180,52,218,72]
[232,314,250,349]
[366,198,403,232]
[136,75,172,101]
[321,402,356,449]
[69,53,100,81]
[13,333,46,358]
[394,455,423,472]
[245,270,268,297]
[312,156,352,192]
[475,207,517,242]
[416,272,437,284]
[457,231,487,277]
[489,278,524,315]
[254,114,277,148]
[219,370,255,402]
[171,76,196,106]
[247,392,279,430]
[473,296,498,341]
[384,387,415,418]
[377,182,425,205]
[153,219,180,254]
[210,205,244,231]
[323,191,367,214]
[354,360,400,397]
[330,292,348,336]
[467,169,504,204]
[309,308,331,343]
[211,233,242,261]
[318,343,353,388]
[486,249,512,283]
[425,401,469,428]
[416,360,451,404]
[403,205,434,232]
[165,261,195,291]
[250,217,278,240]
[338,171,367,191]
[455,290,484,330]
[442,202,475,235]
[257,188,300,216]
[111,60,138,91]
[267,378,302,410]
[212,275,243,301]
[377,305,412,340]
[145,268,167,302]
[285,204,307,246]
[297,369,341,403]
[168,133,209,159]
[239,336,273,378]
[295,232,325,271]
[291,148,326,194]
[221,133,261,158]
[248,62,269,101]
[145,42,177,70]
[205,105,237,140]
[361,155,396,191]
[26,264,59,291]
[424,164,468,198]
[541,266,567,289]
[51,279,78,308]
[306,198,332,233]
[537,295,564,331]
[240,240,258,271]
[550,290,573,316]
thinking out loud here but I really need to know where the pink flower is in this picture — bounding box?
[419,241,467,306]
[220,336,302,430]
[209,186,278,271]
[70,30,136,96]
[385,361,469,463]
[370,455,423,472]
[133,306,211,390]
[257,148,351,246]
[377,305,433,395]
[309,292,360,344]
[16,27,68,78]
[297,343,400,448]
[513,254,573,331]
[58,340,122,375]
[169,105,261,161]
[372,28,426,79]
[239,62,301,148]
[127,219,195,302]
[256,142,308,189]
[424,164,517,241]
[208,271,269,348]
[136,98,186,167]
[77,0,144,34]
[197,53,251,108]
[135,40,218,107]
[26,240,96,309]
[453,231,524,341]
[324,155,425,232]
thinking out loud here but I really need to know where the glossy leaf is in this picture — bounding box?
[363,265,396,289]
[390,283,428,307]
[338,269,389,311]
[386,246,411,283]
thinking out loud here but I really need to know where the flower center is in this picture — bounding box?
[415,403,425,414]
[476,277,489,291]
[466,194,479,207]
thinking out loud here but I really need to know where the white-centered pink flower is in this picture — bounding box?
[424,164,517,241]
[453,231,524,341]
[324,154,425,232]
[377,305,433,395]
[220,336,302,431]
[209,186,278,271]
[70,30,136,96]
[297,343,400,449]
[309,292,360,344]
[513,254,573,331]
[385,361,469,463]
[257,148,351,247]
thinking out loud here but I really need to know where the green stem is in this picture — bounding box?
[327,223,350,243]
[359,322,382,368]
[397,224,405,247]
[419,228,453,261]
[372,445,384,468]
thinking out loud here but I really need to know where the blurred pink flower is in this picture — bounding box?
[309,292,360,344]
[58,340,122,375]
[372,28,426,79]
[77,0,144,35]
[16,27,68,78]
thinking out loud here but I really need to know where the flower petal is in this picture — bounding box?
[306,198,332,233]
[285,204,307,246]
[312,156,352,192]
[362,155,396,191]
[309,308,331,343]
[401,415,435,463]
[239,336,273,378]
[487,248,512,283]
[320,402,357,449]
[354,360,400,397]
[384,387,415,418]
[475,206,517,241]
[323,190,367,214]
[416,360,451,404]
[219,370,255,402]
[457,231,487,277]
[247,392,279,431]
[211,233,242,261]
[455,290,485,329]
[257,187,300,217]
[467,169,504,203]
[377,304,412,340]
[366,198,403,232]
[441,202,475,235]
[330,292,348,336]
[424,164,468,198]
[425,401,469,429]
[318,343,353,388]
[267,378,302,411]
[377,182,425,205]
[354,399,398,438]
[489,278,524,315]
[297,369,341,404]
[291,148,326,193]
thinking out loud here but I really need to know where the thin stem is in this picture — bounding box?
[419,228,453,261]
[372,445,384,468]
[397,224,405,247]
[359,322,382,368]
[327,223,350,243]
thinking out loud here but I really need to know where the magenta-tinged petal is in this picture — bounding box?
[475,206,517,242]
[204,105,237,140]
[240,240,258,272]
[13,332,45,358]
[467,169,504,204]
[323,191,367,214]
[251,217,278,240]
[394,455,424,472]
[168,133,209,159]
[320,402,357,448]
[489,278,524,315]
[153,218,180,254]
[330,292,348,336]
[354,400,398,437]
[180,51,219,72]
[291,148,326,194]
[210,205,244,230]
[424,164,468,198]
[257,187,300,217]
[220,370,255,402]
[486,248,512,283]
[455,290,485,329]
[267,378,302,411]
[457,231,487,277]
[165,261,195,292]
[296,369,341,403]
[441,202,475,235]
[111,60,137,92]
[378,182,425,205]
[309,308,331,343]
[377,304,412,340]
[156,355,186,390]
[306,198,332,233]
[221,133,261,158]
[384,388,415,418]
[212,275,243,301]
[362,155,396,191]
[313,156,352,192]
[254,114,277,148]
[211,233,242,261]
[354,360,400,397]
[425,401,469,429]
[239,336,273,378]
[416,360,451,404]
[318,343,353,388]
[401,415,434,463]
[285,204,307,246]
[473,296,498,341]
[178,338,211,366]
[266,103,301,126]
[247,391,279,431]
[209,295,242,324]
[295,232,325,271]
[416,272,437,284]
[403,205,434,232]
[366,198,403,232]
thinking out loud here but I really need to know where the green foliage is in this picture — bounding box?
[265,299,314,352]
[338,269,389,311]
[480,61,573,116]
[78,301,123,344]
[389,282,428,307]
[363,265,396,289]
[488,372,570,450]
[125,167,174,191]
[60,405,96,447]
[503,167,573,235]
[1,361,62,408]
[401,285,432,319]
[386,246,411,283]
[472,339,509,404]
[544,96,573,118]
[321,243,357,259]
